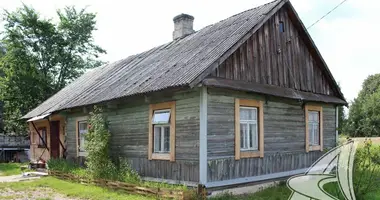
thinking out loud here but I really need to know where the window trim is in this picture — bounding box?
[37,127,47,148]
[305,105,323,152]
[75,116,88,157]
[235,98,264,160]
[148,101,176,161]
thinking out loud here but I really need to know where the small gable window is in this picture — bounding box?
[279,21,285,33]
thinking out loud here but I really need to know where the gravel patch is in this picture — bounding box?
[0,187,78,200]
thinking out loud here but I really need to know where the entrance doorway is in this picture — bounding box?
[50,121,60,159]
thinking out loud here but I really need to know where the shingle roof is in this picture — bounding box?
[23,0,283,119]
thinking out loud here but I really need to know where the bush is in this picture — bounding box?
[323,139,380,200]
[85,106,141,182]
[353,140,380,199]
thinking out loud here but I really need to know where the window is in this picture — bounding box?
[240,107,258,151]
[153,110,171,153]
[148,102,176,161]
[305,105,323,152]
[235,99,264,160]
[38,127,47,148]
[76,116,88,157]
[279,21,285,33]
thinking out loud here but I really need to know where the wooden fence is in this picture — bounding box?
[49,170,204,199]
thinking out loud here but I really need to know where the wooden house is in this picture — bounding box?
[23,0,346,188]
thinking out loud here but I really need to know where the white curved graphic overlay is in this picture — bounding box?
[287,141,357,200]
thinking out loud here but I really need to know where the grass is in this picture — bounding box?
[210,183,292,200]
[0,177,154,200]
[0,163,25,176]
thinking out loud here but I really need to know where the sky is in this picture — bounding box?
[0,0,379,103]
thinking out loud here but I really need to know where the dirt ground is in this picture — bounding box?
[0,187,77,200]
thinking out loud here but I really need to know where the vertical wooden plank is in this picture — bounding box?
[235,99,240,160]
[305,105,309,152]
[285,10,293,89]
[148,105,153,160]
[233,51,239,80]
[264,22,272,85]
[258,28,266,84]
[247,36,254,82]
[269,17,278,86]
[253,34,260,82]
[240,44,246,81]
[276,11,284,87]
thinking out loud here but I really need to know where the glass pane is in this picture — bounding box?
[250,123,258,150]
[79,121,88,132]
[164,126,170,152]
[154,126,161,152]
[240,107,257,121]
[240,123,248,149]
[308,122,313,144]
[251,109,257,121]
[308,111,319,123]
[314,124,320,145]
[80,135,85,151]
[240,108,250,121]
[152,110,170,124]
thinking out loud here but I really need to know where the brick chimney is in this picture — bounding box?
[172,14,194,40]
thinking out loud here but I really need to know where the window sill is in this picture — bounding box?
[308,145,322,151]
[240,151,262,158]
[151,153,170,160]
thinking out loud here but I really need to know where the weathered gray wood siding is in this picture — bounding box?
[210,7,336,97]
[207,88,336,182]
[65,89,200,182]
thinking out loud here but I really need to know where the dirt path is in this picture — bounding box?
[0,187,78,200]
[0,175,41,183]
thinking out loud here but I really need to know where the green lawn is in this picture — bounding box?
[210,183,291,200]
[0,177,154,200]
[0,163,24,176]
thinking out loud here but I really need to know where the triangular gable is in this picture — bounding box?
[192,0,345,102]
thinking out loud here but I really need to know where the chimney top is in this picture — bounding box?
[173,13,194,22]
[172,13,194,40]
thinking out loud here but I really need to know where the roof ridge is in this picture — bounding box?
[218,0,282,23]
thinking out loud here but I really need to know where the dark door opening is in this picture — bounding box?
[50,121,60,159]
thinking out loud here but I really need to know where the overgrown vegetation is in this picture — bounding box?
[0,177,153,200]
[85,106,140,183]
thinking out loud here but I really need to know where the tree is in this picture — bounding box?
[0,5,106,134]
[345,74,380,137]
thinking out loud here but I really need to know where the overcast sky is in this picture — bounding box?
[0,0,378,103]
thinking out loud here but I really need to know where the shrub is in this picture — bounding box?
[353,140,380,199]
[85,106,116,180]
[85,106,141,182]
[323,139,380,200]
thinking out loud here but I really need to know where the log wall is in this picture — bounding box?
[65,89,200,182]
[207,88,336,182]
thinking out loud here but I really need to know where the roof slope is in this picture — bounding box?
[23,0,282,119]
